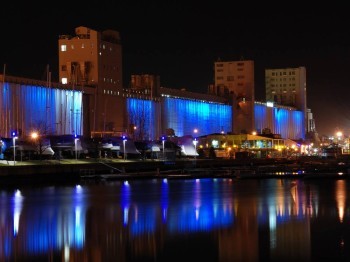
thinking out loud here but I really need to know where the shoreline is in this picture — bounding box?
[0,157,349,186]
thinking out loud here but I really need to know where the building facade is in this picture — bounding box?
[210,60,255,135]
[0,26,305,143]
[58,26,125,136]
[265,67,307,135]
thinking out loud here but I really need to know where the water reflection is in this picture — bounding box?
[0,178,349,261]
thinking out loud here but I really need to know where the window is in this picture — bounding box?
[61,78,68,84]
[216,63,223,67]
[61,65,67,71]
[60,45,67,52]
[71,44,74,49]
[227,76,234,81]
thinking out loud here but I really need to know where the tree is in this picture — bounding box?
[127,100,151,140]
[30,120,54,160]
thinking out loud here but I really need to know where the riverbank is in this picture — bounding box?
[0,156,350,187]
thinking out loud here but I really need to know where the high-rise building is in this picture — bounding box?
[212,60,255,134]
[265,67,307,135]
[265,67,307,112]
[58,26,125,136]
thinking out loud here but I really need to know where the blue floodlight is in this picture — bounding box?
[161,136,165,141]
[122,135,127,141]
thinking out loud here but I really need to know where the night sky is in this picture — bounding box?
[1,2,350,136]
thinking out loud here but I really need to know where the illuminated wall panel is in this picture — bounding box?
[162,97,232,137]
[255,103,304,140]
[127,98,156,140]
[0,82,82,137]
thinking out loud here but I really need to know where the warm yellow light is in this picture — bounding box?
[252,131,257,136]
[31,132,38,139]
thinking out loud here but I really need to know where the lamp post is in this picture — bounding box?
[74,133,78,161]
[123,135,127,161]
[31,132,39,160]
[11,131,18,166]
[162,136,165,160]
[193,137,198,160]
[193,128,198,160]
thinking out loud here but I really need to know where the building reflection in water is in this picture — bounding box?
[0,178,349,261]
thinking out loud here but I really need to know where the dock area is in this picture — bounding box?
[0,157,350,186]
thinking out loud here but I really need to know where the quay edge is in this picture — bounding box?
[0,158,350,186]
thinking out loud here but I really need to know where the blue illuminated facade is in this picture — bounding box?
[162,97,232,137]
[1,79,305,141]
[0,82,82,137]
[126,98,157,140]
[255,102,304,139]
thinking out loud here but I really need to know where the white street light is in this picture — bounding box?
[193,137,198,160]
[12,131,18,166]
[162,136,165,160]
[74,134,79,161]
[123,135,127,161]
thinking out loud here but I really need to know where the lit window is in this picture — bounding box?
[71,44,74,49]
[81,43,85,48]
[61,78,68,84]
[61,45,67,51]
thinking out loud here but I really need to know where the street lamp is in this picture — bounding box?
[193,137,198,160]
[122,135,127,161]
[161,136,165,160]
[31,132,39,160]
[11,131,18,166]
[74,133,78,161]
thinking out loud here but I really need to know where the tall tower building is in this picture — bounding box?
[265,67,307,134]
[58,26,125,136]
[213,60,255,134]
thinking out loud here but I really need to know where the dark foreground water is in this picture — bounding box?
[0,177,350,261]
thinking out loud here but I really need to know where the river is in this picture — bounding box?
[0,177,348,261]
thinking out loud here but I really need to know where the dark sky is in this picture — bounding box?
[1,2,350,136]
